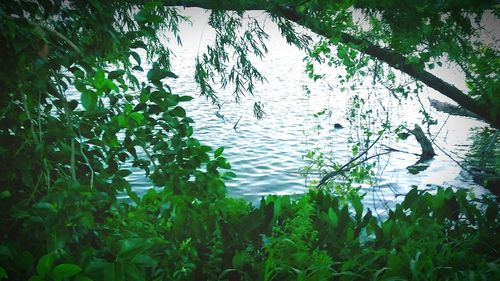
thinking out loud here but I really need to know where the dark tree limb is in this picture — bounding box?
[283,13,499,129]
[429,98,482,119]
[408,124,435,161]
[164,0,499,128]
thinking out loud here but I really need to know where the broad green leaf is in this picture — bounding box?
[36,253,55,277]
[117,238,153,260]
[328,207,338,227]
[214,147,224,158]
[104,80,119,92]
[170,106,186,117]
[128,112,145,124]
[52,264,82,280]
[81,91,97,111]
[95,69,105,85]
[117,115,127,127]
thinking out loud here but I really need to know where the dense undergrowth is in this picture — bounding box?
[2,180,499,280]
[1,1,499,280]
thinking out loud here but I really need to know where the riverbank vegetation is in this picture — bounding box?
[1,1,498,280]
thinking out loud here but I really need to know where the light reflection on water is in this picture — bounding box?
[121,8,489,212]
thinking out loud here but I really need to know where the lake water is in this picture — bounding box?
[123,8,489,213]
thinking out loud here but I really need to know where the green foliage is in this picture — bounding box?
[1,1,499,281]
[465,128,500,193]
[300,0,499,126]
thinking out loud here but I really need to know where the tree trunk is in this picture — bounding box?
[408,124,435,161]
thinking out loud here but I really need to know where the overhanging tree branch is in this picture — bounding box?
[165,0,499,128]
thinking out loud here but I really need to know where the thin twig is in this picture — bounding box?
[380,144,420,156]
[317,132,384,187]
[70,139,77,181]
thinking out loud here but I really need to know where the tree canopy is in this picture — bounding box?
[0,1,499,280]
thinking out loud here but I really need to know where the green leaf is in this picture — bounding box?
[178,95,193,102]
[117,238,153,260]
[36,253,55,277]
[402,188,418,209]
[125,185,141,205]
[117,115,127,127]
[52,264,82,280]
[147,65,161,82]
[147,64,178,82]
[221,171,237,179]
[104,80,119,92]
[118,169,132,177]
[0,246,11,258]
[130,51,141,66]
[352,196,363,217]
[164,70,178,78]
[0,190,11,199]
[214,147,224,158]
[170,106,186,117]
[95,69,105,84]
[68,100,79,111]
[108,70,125,80]
[0,267,7,280]
[81,91,97,111]
[328,207,338,227]
[217,157,231,169]
[128,112,145,124]
[130,40,147,50]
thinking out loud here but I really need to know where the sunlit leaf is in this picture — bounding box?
[214,147,224,158]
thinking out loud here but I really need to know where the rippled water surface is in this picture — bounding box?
[123,8,488,211]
